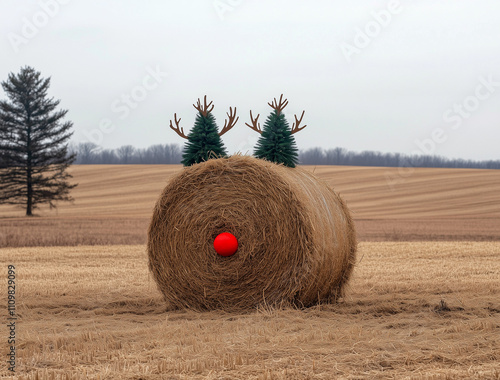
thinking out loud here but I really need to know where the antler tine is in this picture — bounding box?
[267,96,277,109]
[193,95,214,117]
[204,95,214,115]
[169,113,188,139]
[245,110,262,134]
[219,106,239,136]
[268,93,289,115]
[279,94,289,112]
[193,98,203,115]
[290,110,307,135]
[278,94,289,110]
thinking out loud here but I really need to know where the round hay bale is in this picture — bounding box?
[147,155,357,310]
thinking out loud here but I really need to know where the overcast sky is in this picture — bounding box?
[1,0,499,160]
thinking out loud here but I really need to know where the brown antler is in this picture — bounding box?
[245,110,262,134]
[193,95,214,117]
[290,110,307,134]
[219,107,239,136]
[169,113,188,139]
[268,94,289,115]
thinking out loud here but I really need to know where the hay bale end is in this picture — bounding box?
[147,156,357,310]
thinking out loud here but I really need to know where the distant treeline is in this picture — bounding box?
[299,147,500,169]
[70,143,500,169]
[70,143,182,164]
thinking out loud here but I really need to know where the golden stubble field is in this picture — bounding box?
[1,165,500,246]
[1,164,500,379]
[0,242,499,379]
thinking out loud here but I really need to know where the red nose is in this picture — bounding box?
[214,232,238,257]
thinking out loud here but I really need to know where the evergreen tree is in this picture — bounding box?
[254,110,299,168]
[181,112,227,166]
[0,66,76,216]
[246,94,307,168]
[169,96,238,167]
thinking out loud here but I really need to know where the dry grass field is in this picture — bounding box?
[0,242,499,379]
[1,165,500,246]
[1,164,499,379]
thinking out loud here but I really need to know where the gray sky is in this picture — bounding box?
[2,0,499,160]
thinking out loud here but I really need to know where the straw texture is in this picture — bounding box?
[148,156,357,310]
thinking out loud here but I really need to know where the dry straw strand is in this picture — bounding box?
[147,155,357,310]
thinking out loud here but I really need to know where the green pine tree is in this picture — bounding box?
[0,66,76,216]
[254,110,299,168]
[247,95,307,168]
[170,96,239,167]
[181,112,227,166]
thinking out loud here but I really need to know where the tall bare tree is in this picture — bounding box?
[0,66,76,216]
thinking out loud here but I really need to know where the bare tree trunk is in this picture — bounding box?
[26,175,32,216]
[26,123,33,216]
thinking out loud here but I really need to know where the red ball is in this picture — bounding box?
[214,232,238,257]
